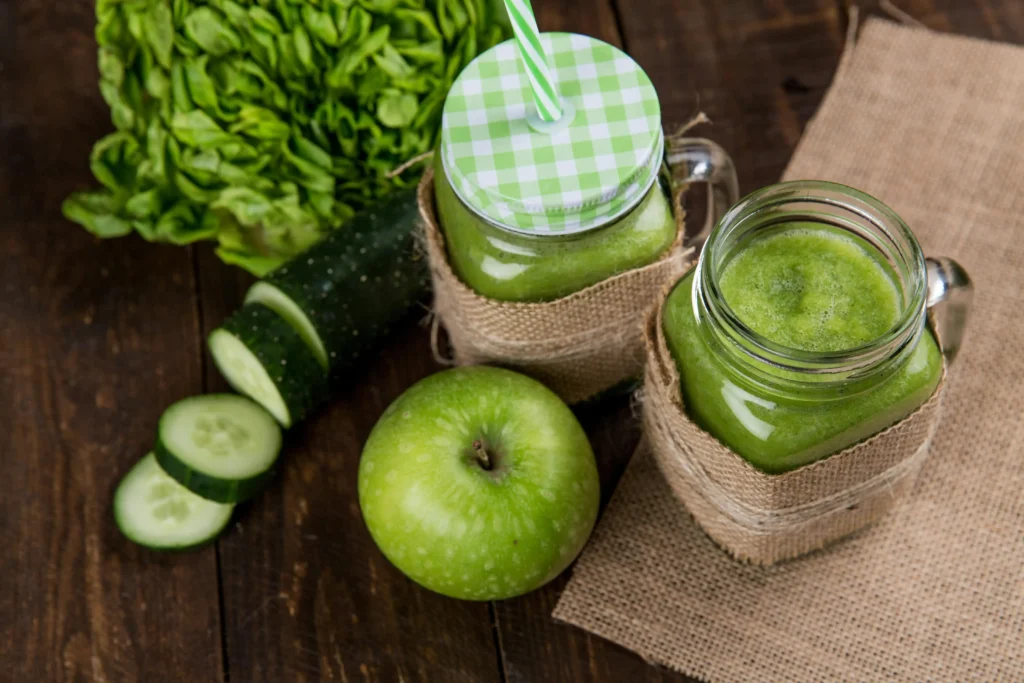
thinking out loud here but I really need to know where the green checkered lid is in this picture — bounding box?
[440,33,663,235]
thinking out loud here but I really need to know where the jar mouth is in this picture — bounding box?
[695,180,928,382]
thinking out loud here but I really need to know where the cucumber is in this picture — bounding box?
[154,394,282,503]
[209,303,329,428]
[245,187,429,378]
[114,452,234,551]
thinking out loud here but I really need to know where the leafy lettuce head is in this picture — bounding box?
[64,0,509,274]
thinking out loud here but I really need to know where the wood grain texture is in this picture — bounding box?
[493,399,691,683]
[483,3,698,682]
[855,0,1024,42]
[196,2,655,680]
[489,1,846,680]
[196,256,503,683]
[4,1,1024,682]
[0,2,223,681]
[959,0,1024,42]
[616,0,846,196]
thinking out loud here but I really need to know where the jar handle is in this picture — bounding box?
[925,256,973,364]
[664,137,740,251]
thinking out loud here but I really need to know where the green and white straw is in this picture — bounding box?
[502,0,563,122]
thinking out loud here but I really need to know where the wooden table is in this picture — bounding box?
[3,2,1020,681]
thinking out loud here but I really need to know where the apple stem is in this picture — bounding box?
[472,439,493,471]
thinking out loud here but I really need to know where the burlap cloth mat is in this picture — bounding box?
[419,167,693,405]
[553,18,1024,682]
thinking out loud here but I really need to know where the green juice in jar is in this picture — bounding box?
[664,222,944,474]
[434,156,677,301]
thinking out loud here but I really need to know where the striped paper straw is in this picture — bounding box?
[502,0,563,122]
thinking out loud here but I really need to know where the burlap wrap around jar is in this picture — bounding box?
[419,167,694,404]
[643,275,948,565]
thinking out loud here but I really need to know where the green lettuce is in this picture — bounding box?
[65,0,509,274]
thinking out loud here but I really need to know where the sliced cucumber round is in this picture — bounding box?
[154,394,282,503]
[244,187,429,381]
[246,280,329,371]
[209,303,328,428]
[114,453,234,551]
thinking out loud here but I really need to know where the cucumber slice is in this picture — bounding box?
[154,394,282,503]
[209,303,328,428]
[245,187,429,380]
[246,280,328,370]
[114,453,234,551]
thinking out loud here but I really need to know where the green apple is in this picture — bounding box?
[358,366,600,601]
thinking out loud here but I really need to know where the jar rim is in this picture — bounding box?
[695,180,928,383]
[440,143,667,239]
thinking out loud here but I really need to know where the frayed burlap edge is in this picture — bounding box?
[643,274,948,565]
[419,167,694,404]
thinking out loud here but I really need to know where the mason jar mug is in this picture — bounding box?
[662,181,973,473]
[433,33,739,303]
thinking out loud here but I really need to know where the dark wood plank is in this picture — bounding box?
[852,0,1024,42]
[0,2,223,681]
[617,0,847,197]
[870,0,1024,40]
[197,249,503,682]
[493,397,692,683]
[197,1,648,679]
[489,1,848,681]
[198,2,676,680]
[484,3,700,683]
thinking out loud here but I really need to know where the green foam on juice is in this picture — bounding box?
[718,226,902,353]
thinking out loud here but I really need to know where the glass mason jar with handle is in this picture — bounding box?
[662,181,972,474]
[433,34,739,302]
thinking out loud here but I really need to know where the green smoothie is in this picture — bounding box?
[664,225,943,473]
[435,159,677,302]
